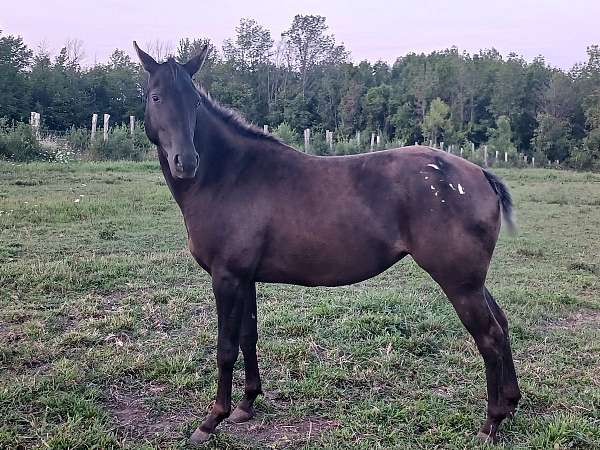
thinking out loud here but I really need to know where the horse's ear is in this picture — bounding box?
[183,45,209,77]
[133,41,159,73]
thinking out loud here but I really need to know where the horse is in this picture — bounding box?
[133,42,521,445]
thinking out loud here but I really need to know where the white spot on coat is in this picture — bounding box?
[441,200,446,203]
[426,163,440,170]
[449,183,456,190]
[458,184,465,195]
[430,185,435,190]
[424,176,429,180]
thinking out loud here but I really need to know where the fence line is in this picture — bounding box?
[25,111,554,168]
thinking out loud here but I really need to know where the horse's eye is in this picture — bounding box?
[151,95,160,103]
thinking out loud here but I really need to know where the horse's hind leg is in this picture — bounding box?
[444,286,520,442]
[484,288,521,414]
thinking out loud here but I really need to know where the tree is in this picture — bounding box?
[531,113,572,162]
[223,19,273,69]
[363,85,391,132]
[422,98,450,145]
[488,115,516,156]
[0,31,32,120]
[282,15,341,98]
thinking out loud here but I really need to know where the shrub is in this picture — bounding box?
[334,139,362,155]
[0,119,49,161]
[66,126,90,153]
[272,122,300,148]
[89,125,150,161]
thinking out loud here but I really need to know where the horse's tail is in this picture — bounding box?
[483,169,516,234]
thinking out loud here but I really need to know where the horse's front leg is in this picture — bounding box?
[190,270,249,444]
[229,283,262,423]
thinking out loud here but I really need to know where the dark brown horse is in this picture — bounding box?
[133,42,521,445]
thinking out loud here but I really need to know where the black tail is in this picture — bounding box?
[483,169,516,233]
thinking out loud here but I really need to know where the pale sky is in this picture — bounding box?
[2,0,598,69]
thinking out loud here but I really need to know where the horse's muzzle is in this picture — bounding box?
[173,153,199,179]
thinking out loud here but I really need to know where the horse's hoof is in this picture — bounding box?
[189,427,212,446]
[228,406,255,424]
[476,431,497,444]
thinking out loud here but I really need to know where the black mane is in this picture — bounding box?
[196,85,281,144]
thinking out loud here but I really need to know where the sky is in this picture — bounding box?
[2,0,599,69]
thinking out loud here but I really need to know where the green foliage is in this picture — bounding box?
[66,126,90,152]
[272,122,300,147]
[532,113,573,162]
[0,23,599,168]
[334,138,362,155]
[89,125,150,161]
[422,98,450,146]
[488,115,517,156]
[0,119,48,161]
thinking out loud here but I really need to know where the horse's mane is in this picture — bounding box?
[163,58,281,145]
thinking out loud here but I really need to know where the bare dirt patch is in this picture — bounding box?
[546,310,600,330]
[223,415,340,448]
[106,382,195,441]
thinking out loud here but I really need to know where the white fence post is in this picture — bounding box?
[370,133,375,151]
[495,150,499,160]
[91,113,98,140]
[263,125,269,133]
[460,147,464,157]
[325,130,333,152]
[304,128,310,153]
[504,152,508,163]
[376,135,381,148]
[130,115,135,136]
[356,131,361,146]
[103,114,110,142]
[532,157,535,168]
[484,145,488,167]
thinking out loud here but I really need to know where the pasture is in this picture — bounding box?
[0,161,599,449]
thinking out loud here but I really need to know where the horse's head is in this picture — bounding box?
[133,41,208,180]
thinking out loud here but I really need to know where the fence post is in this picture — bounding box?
[504,152,508,163]
[532,157,535,168]
[32,112,41,138]
[495,150,499,160]
[103,114,110,142]
[415,141,418,146]
[130,115,135,136]
[471,142,475,156]
[376,135,381,148]
[356,131,361,146]
[460,147,464,157]
[370,133,375,151]
[440,141,444,151]
[484,145,488,166]
[263,125,269,133]
[304,128,310,153]
[91,114,98,140]
[524,155,528,164]
[326,130,333,152]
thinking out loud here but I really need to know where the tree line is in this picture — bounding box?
[0,15,599,168]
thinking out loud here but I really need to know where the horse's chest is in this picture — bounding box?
[187,236,211,271]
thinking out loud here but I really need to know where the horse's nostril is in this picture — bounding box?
[174,154,183,171]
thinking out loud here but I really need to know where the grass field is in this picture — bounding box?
[0,161,599,449]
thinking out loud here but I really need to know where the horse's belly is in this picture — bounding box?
[256,234,406,287]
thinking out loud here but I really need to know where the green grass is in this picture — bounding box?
[1,161,599,449]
